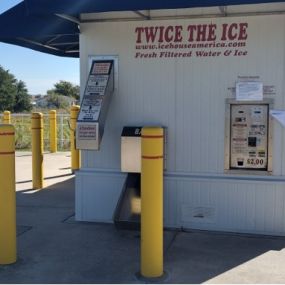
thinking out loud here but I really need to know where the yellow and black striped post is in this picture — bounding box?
[141,127,164,278]
[3,111,11,124]
[49,110,57,153]
[31,112,44,189]
[70,105,80,172]
[0,124,17,264]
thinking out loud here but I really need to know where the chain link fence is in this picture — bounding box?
[0,113,71,151]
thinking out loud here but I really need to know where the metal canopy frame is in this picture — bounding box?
[133,11,151,20]
[0,2,80,57]
[0,0,285,58]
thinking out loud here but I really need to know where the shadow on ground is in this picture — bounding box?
[0,177,285,283]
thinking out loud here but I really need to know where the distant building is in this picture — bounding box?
[30,95,47,107]
[30,94,76,108]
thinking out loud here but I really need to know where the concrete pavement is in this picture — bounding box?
[15,152,72,192]
[1,152,285,283]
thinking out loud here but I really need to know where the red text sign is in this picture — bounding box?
[134,22,249,59]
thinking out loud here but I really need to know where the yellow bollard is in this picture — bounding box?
[141,127,164,278]
[3,111,11,124]
[49,110,57,153]
[70,105,80,172]
[0,124,17,264]
[31,112,44,189]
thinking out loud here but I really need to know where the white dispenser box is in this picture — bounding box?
[121,127,142,173]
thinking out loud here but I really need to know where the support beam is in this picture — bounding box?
[81,9,285,23]
[17,37,79,55]
[17,37,60,52]
[219,6,227,16]
[56,14,80,24]
[45,35,61,45]
[50,41,79,46]
[133,11,150,20]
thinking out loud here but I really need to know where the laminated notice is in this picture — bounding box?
[78,124,97,140]
[85,75,109,96]
[236,81,263,101]
[78,97,102,121]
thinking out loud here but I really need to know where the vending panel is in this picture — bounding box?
[225,99,273,172]
[76,60,114,150]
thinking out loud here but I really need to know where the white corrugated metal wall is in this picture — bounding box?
[76,13,285,235]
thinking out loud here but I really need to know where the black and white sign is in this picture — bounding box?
[121,127,142,137]
[78,97,102,121]
[76,60,114,150]
[85,75,109,96]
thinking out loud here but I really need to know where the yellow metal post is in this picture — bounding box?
[141,127,164,278]
[49,110,57,153]
[70,105,80,172]
[0,124,17,264]
[3,111,11,124]
[32,112,44,189]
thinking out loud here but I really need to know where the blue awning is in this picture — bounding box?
[0,2,79,57]
[1,0,285,58]
[25,0,285,16]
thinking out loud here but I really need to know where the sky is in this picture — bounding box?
[0,0,79,95]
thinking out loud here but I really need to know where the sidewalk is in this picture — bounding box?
[15,152,72,192]
[0,152,285,283]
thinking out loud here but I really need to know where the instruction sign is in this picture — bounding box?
[77,124,97,140]
[236,81,263,101]
[76,59,114,150]
[78,97,102,121]
[84,61,112,96]
[78,60,113,123]
[85,75,109,96]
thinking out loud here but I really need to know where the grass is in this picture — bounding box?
[10,113,71,151]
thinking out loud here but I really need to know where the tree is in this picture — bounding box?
[51,80,79,99]
[14,80,32,112]
[46,92,70,109]
[0,66,17,112]
[0,66,32,112]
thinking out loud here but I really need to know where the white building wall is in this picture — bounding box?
[77,14,285,235]
[164,176,285,235]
